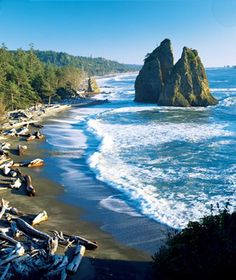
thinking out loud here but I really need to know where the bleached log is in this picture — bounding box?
[17,126,29,136]
[2,165,11,176]
[0,154,10,166]
[31,123,44,129]
[32,211,48,226]
[64,233,98,250]
[0,142,11,151]
[47,237,58,255]
[10,178,22,189]
[0,243,25,266]
[8,207,23,216]
[66,244,85,274]
[0,199,9,219]
[45,255,68,278]
[14,217,50,240]
[9,170,17,177]
[26,134,36,141]
[18,145,27,156]
[27,158,44,168]
[24,175,35,196]
[35,131,45,140]
[0,263,10,280]
[0,160,13,169]
[10,221,22,238]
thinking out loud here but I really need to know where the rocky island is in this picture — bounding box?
[135,39,218,107]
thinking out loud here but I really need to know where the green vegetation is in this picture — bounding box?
[0,44,86,110]
[0,44,139,111]
[153,205,236,279]
[33,50,140,76]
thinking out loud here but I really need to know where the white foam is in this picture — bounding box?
[211,88,236,92]
[100,195,142,217]
[87,115,235,228]
[220,97,236,107]
[44,125,87,149]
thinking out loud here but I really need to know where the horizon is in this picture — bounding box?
[0,0,236,67]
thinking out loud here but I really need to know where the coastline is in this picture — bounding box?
[0,103,163,279]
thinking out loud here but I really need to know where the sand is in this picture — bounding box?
[0,124,155,279]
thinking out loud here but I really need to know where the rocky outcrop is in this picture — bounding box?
[134,39,174,103]
[87,78,100,94]
[135,40,218,107]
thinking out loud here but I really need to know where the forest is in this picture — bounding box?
[34,50,140,76]
[0,44,139,113]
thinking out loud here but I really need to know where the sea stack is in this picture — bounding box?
[135,39,218,107]
[134,39,174,103]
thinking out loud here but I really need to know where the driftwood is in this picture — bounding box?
[0,243,25,266]
[32,211,48,226]
[0,233,18,245]
[14,217,50,240]
[13,159,44,168]
[47,237,58,256]
[8,207,23,216]
[35,131,45,140]
[0,160,13,169]
[31,123,44,129]
[2,166,10,176]
[0,199,9,220]
[0,154,10,166]
[27,158,44,168]
[64,233,98,250]
[17,145,27,156]
[66,244,85,275]
[24,175,36,196]
[16,126,29,136]
[26,134,36,142]
[0,143,11,151]
[0,263,10,280]
[0,200,94,278]
[10,178,22,189]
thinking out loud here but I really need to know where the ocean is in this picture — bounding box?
[42,67,236,236]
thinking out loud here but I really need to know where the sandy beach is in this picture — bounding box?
[0,105,161,279]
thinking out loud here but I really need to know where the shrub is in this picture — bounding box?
[153,208,236,280]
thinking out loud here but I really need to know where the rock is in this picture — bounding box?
[134,39,174,103]
[135,40,218,107]
[159,47,218,106]
[87,78,100,94]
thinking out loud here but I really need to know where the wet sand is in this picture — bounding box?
[0,130,155,279]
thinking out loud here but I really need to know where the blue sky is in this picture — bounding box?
[0,0,236,66]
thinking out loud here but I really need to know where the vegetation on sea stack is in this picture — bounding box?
[153,206,236,279]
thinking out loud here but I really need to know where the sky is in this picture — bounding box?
[0,0,236,66]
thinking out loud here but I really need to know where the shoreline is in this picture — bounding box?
[0,102,159,279]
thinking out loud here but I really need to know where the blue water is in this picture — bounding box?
[44,68,236,229]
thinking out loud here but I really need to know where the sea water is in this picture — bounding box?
[44,68,236,230]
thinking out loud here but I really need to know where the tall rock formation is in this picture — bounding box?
[135,40,218,107]
[134,39,174,103]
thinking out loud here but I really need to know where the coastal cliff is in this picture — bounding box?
[135,39,218,107]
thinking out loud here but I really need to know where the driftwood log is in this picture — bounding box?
[64,233,98,250]
[26,134,36,142]
[14,217,50,240]
[17,145,27,156]
[24,175,36,196]
[66,244,85,275]
[31,211,48,226]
